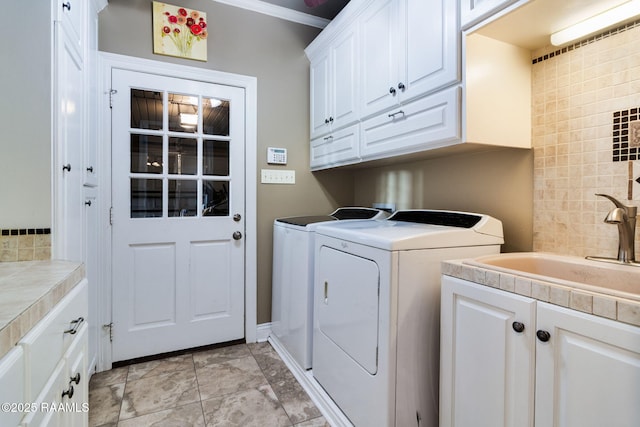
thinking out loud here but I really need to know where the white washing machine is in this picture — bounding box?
[271,207,389,370]
[312,210,504,426]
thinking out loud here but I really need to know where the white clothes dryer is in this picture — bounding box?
[271,207,389,370]
[312,210,504,426]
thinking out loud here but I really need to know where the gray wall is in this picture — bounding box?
[99,0,354,324]
[353,148,534,253]
[0,0,52,229]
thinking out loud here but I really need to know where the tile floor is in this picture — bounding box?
[88,342,330,427]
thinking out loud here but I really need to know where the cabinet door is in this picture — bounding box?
[21,361,67,427]
[309,50,331,139]
[360,86,460,160]
[359,0,398,119]
[54,21,85,262]
[535,302,640,427]
[460,0,518,29]
[0,347,25,427]
[62,324,88,427]
[397,0,459,103]
[56,0,85,55]
[330,26,359,130]
[440,276,535,427]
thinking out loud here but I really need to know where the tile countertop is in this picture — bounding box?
[442,259,640,328]
[0,260,84,359]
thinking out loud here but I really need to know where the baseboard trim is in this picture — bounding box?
[268,335,353,427]
[255,322,272,342]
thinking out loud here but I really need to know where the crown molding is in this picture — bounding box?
[212,0,330,29]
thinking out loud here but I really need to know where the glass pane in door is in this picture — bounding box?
[168,180,197,217]
[131,89,163,130]
[131,134,163,174]
[168,137,197,175]
[203,140,229,176]
[203,98,229,136]
[202,181,229,216]
[131,179,163,218]
[168,93,198,133]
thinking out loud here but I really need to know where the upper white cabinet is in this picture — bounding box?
[309,25,359,140]
[441,275,640,427]
[460,0,518,29]
[305,0,460,170]
[360,0,459,119]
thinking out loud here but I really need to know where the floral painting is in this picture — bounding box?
[153,2,207,61]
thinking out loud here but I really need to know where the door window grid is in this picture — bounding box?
[129,89,231,218]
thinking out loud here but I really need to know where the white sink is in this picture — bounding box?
[464,252,640,301]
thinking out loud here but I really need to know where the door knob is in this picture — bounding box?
[512,322,525,333]
[62,164,71,172]
[389,87,396,95]
[233,213,241,222]
[62,2,71,11]
[398,82,406,91]
[233,231,242,240]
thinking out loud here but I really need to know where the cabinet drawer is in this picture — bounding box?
[19,280,88,401]
[361,86,460,160]
[310,124,360,170]
[0,347,25,427]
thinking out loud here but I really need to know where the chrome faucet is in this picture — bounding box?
[587,193,639,266]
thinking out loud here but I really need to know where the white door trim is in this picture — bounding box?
[96,52,257,371]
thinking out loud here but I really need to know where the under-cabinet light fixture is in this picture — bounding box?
[551,0,640,46]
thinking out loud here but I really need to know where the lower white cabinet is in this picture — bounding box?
[0,280,89,427]
[0,348,26,427]
[440,275,640,427]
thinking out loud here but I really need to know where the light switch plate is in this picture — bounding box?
[261,169,295,184]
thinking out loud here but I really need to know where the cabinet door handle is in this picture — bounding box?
[86,166,94,172]
[64,317,84,335]
[62,384,74,399]
[388,110,405,119]
[85,200,92,206]
[536,330,551,342]
[325,118,330,124]
[70,373,81,385]
[389,87,396,95]
[62,2,71,11]
[512,322,525,333]
[323,135,334,141]
[398,82,406,91]
[62,164,71,172]
[324,281,328,304]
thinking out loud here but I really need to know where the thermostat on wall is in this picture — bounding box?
[267,147,287,165]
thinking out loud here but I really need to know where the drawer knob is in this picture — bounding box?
[389,87,396,95]
[64,317,84,335]
[62,2,71,11]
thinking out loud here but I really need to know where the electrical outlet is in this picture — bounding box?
[261,169,295,184]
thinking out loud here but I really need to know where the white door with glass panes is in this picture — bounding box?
[111,69,245,362]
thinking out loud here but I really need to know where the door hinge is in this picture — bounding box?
[102,322,113,342]
[109,89,117,108]
[109,207,113,225]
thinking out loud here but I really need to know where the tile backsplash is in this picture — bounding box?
[0,229,51,262]
[532,24,640,258]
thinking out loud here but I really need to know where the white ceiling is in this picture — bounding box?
[260,0,350,20]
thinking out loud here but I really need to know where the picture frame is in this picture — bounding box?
[152,1,208,62]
